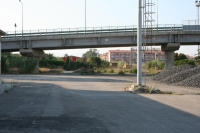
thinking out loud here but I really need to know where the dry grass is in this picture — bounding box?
[39,67,64,74]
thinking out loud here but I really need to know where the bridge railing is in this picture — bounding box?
[2,24,183,40]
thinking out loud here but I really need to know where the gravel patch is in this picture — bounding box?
[152,65,200,88]
[174,74,200,88]
[152,65,196,81]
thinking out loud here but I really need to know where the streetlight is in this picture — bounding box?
[157,0,158,28]
[14,23,17,38]
[137,0,142,86]
[85,0,86,34]
[19,0,23,37]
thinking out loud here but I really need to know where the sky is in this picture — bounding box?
[0,0,199,57]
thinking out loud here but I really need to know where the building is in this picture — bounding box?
[99,48,165,68]
[62,56,87,62]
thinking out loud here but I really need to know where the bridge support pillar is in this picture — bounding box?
[161,43,180,69]
[0,30,6,84]
[20,49,44,74]
[33,58,40,74]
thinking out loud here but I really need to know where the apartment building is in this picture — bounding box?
[99,48,165,67]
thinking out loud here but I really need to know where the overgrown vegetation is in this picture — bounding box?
[174,53,195,66]
[146,59,165,70]
[1,53,37,74]
[194,56,200,66]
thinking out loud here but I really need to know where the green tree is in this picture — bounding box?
[175,53,187,61]
[101,60,110,68]
[83,49,98,58]
[174,59,195,66]
[42,53,56,60]
[88,57,101,68]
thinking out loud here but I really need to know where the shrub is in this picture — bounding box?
[118,71,125,75]
[18,57,37,74]
[130,68,137,73]
[174,59,195,66]
[109,69,114,73]
[146,59,165,70]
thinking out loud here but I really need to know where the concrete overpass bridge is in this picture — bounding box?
[1,24,200,72]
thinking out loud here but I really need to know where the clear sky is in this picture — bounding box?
[0,0,199,57]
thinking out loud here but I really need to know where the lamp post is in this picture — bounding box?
[85,0,86,34]
[137,0,142,86]
[157,0,158,28]
[19,0,23,37]
[14,23,17,38]
[195,1,200,56]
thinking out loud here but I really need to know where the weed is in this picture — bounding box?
[109,69,114,73]
[118,71,125,75]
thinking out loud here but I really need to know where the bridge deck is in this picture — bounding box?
[2,25,183,39]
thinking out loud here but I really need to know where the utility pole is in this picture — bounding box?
[137,0,142,86]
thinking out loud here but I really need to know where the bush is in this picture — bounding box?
[146,59,165,70]
[39,60,64,68]
[174,59,195,66]
[130,68,137,74]
[103,69,107,73]
[109,69,114,73]
[18,57,37,74]
[118,71,125,75]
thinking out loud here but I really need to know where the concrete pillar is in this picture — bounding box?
[33,58,39,74]
[0,30,6,84]
[161,43,180,69]
[19,49,44,74]
[164,51,175,69]
[0,38,1,84]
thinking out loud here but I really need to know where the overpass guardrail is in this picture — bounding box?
[2,24,183,39]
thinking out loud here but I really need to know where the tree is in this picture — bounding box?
[42,53,56,60]
[174,53,187,61]
[88,57,101,68]
[64,54,68,57]
[83,49,98,58]
[101,60,110,68]
[174,59,195,66]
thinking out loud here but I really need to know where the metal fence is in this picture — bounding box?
[2,25,183,39]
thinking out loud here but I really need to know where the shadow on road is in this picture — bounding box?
[0,80,199,133]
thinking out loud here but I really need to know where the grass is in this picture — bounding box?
[39,67,64,74]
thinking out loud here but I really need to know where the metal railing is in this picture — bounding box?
[2,24,183,39]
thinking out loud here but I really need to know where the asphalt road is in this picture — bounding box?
[0,75,200,133]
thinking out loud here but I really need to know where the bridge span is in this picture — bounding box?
[1,24,200,72]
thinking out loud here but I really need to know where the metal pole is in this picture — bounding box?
[85,0,86,34]
[137,0,142,86]
[198,7,199,25]
[15,23,17,38]
[0,36,1,84]
[157,0,158,28]
[198,7,200,55]
[19,0,23,37]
